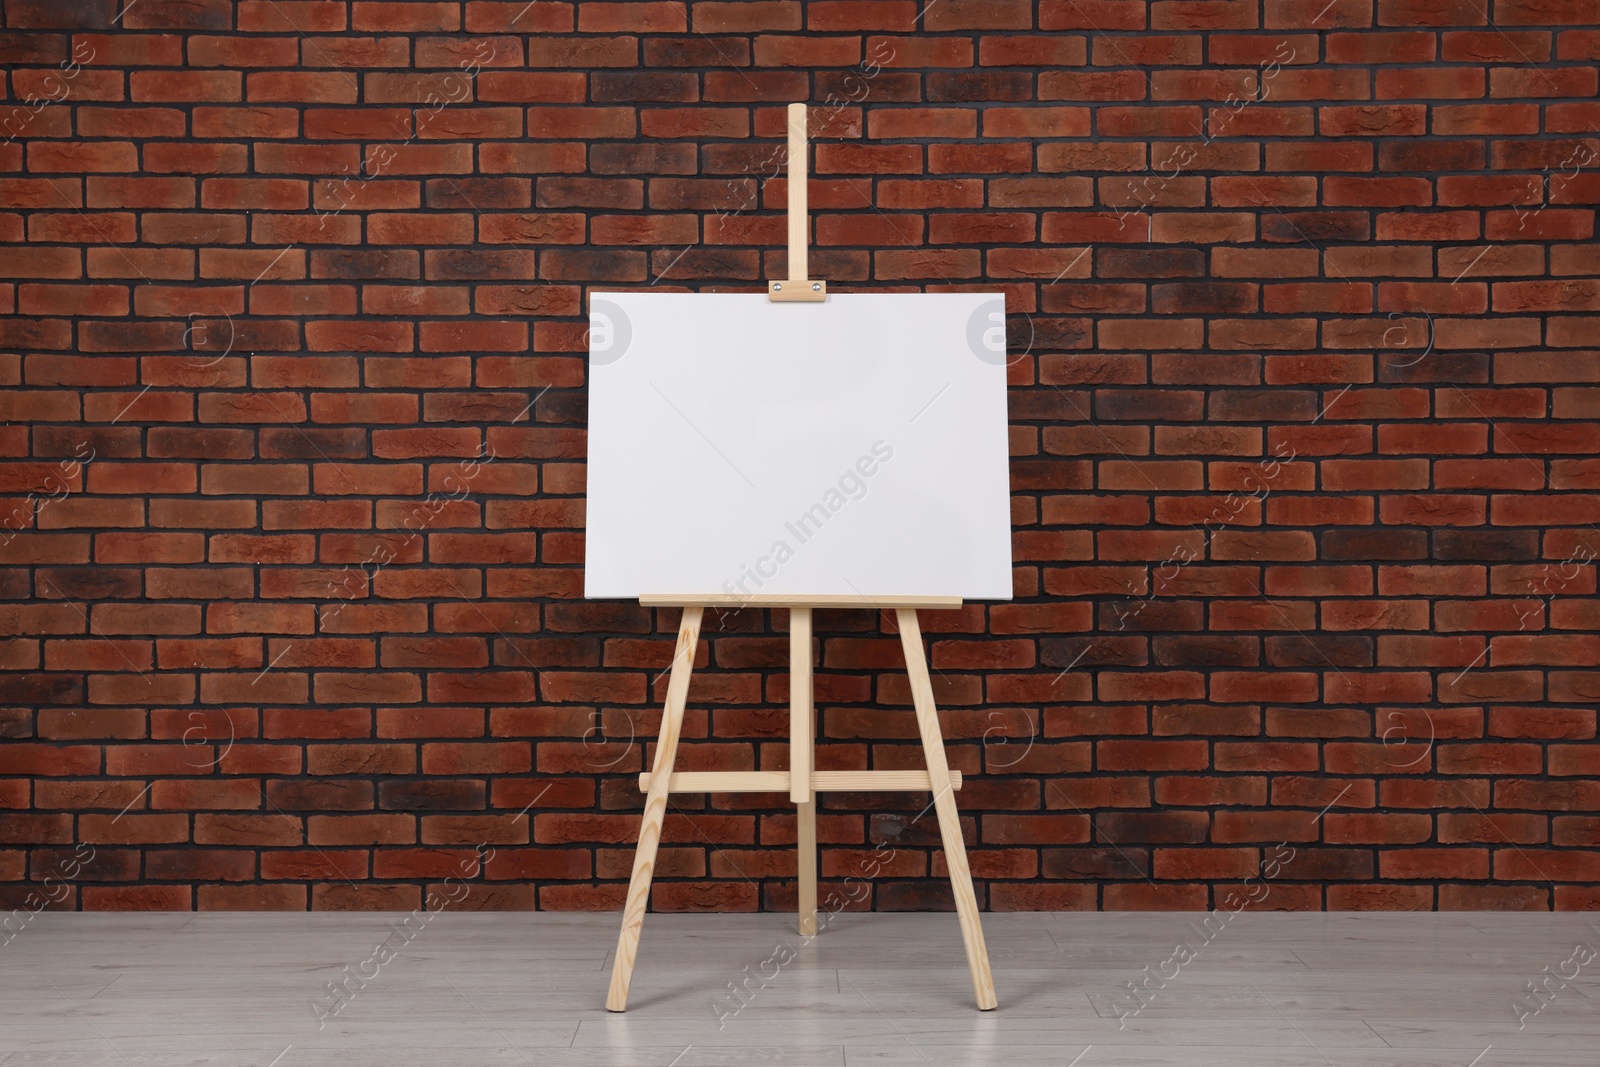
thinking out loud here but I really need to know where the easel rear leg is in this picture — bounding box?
[790,607,818,936]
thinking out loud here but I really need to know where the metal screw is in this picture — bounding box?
[811,282,821,291]
[772,283,782,291]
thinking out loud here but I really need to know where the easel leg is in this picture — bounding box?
[797,798,817,936]
[790,607,818,936]
[894,608,997,1011]
[606,606,703,1012]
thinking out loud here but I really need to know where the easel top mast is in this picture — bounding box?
[770,102,826,303]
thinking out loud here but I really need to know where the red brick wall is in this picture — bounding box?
[2,0,1598,913]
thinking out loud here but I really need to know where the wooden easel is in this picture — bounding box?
[604,105,997,1014]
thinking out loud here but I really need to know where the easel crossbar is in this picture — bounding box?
[637,770,963,793]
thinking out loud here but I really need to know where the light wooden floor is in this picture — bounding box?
[3,910,1598,1065]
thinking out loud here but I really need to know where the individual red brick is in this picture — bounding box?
[1380,848,1490,880]
[1439,813,1547,844]
[308,815,415,845]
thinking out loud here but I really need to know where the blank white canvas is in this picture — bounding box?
[584,292,1013,600]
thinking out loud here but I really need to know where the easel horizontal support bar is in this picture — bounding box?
[637,770,963,793]
[769,279,827,302]
[639,594,963,608]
